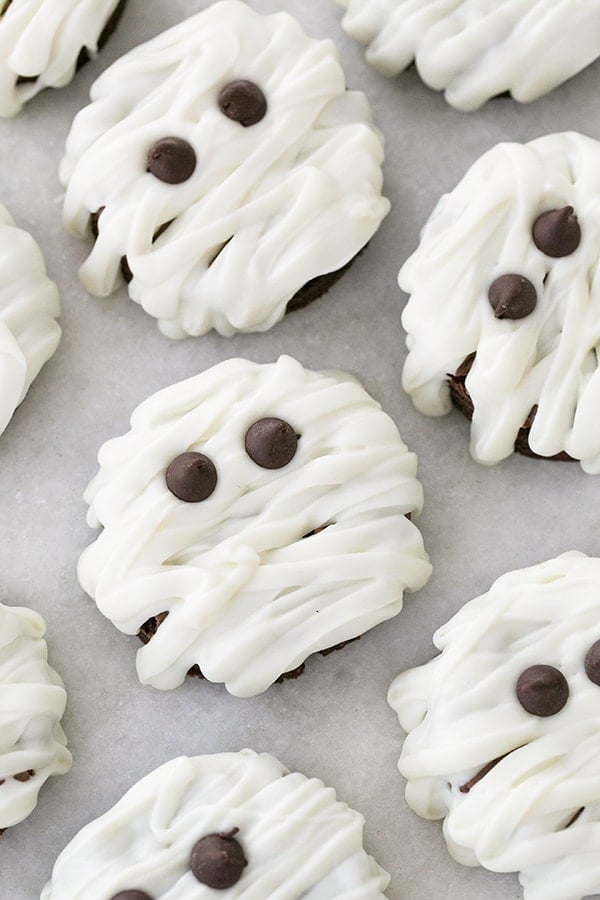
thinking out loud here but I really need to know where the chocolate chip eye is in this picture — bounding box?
[147,137,197,184]
[516,664,569,717]
[584,639,600,685]
[218,80,267,127]
[166,452,217,502]
[190,829,248,889]
[488,274,537,320]
[532,206,581,258]
[110,892,153,900]
[245,417,299,469]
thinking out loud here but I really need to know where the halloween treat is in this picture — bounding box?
[59,0,390,338]
[389,551,600,900]
[78,356,431,696]
[41,749,390,899]
[0,601,71,832]
[335,0,600,111]
[400,131,600,471]
[0,202,60,438]
[0,0,128,117]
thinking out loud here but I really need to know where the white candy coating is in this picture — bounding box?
[0,203,60,438]
[389,551,600,900]
[41,749,390,899]
[78,355,431,696]
[336,0,600,111]
[400,131,600,472]
[0,601,71,830]
[0,0,125,117]
[59,0,390,339]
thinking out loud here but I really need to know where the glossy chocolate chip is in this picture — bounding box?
[245,418,298,469]
[166,452,217,502]
[584,639,600,685]
[532,206,581,258]
[190,828,247,889]
[516,664,569,717]
[488,274,537,320]
[147,137,197,184]
[110,892,153,900]
[218,80,267,127]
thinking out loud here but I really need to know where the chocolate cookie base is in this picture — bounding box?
[138,612,360,685]
[448,353,575,462]
[285,255,359,313]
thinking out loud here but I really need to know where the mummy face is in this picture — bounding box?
[336,0,600,111]
[78,356,431,697]
[389,552,600,900]
[400,131,600,472]
[59,0,389,338]
[41,750,390,899]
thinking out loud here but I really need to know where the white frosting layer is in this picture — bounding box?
[41,749,390,899]
[0,203,60,438]
[78,355,431,696]
[60,0,390,339]
[336,0,600,111]
[0,0,124,117]
[400,131,600,472]
[0,601,71,830]
[389,551,600,900]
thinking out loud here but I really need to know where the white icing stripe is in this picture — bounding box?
[336,0,600,111]
[0,602,71,830]
[41,750,390,899]
[400,131,600,472]
[60,0,389,338]
[78,355,431,696]
[0,203,60,438]
[388,552,600,900]
[0,0,124,117]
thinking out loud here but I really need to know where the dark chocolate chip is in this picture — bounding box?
[190,828,247,889]
[147,137,197,185]
[584,639,600,685]
[110,893,153,900]
[532,206,581,258]
[488,274,537,320]
[218,80,267,127]
[121,256,133,284]
[245,418,298,469]
[13,770,35,782]
[166,452,217,502]
[516,665,569,717]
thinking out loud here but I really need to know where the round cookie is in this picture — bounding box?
[335,0,600,111]
[78,355,431,696]
[388,551,600,900]
[0,203,60,438]
[59,0,390,339]
[0,0,128,117]
[41,749,390,898]
[0,601,71,832]
[400,131,600,472]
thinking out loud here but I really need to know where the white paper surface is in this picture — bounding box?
[1,1,599,897]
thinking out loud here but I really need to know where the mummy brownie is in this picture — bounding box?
[0,0,128,117]
[336,0,600,111]
[0,203,60,438]
[400,131,600,472]
[388,551,600,900]
[59,0,390,339]
[0,601,71,832]
[78,355,431,696]
[42,749,390,898]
